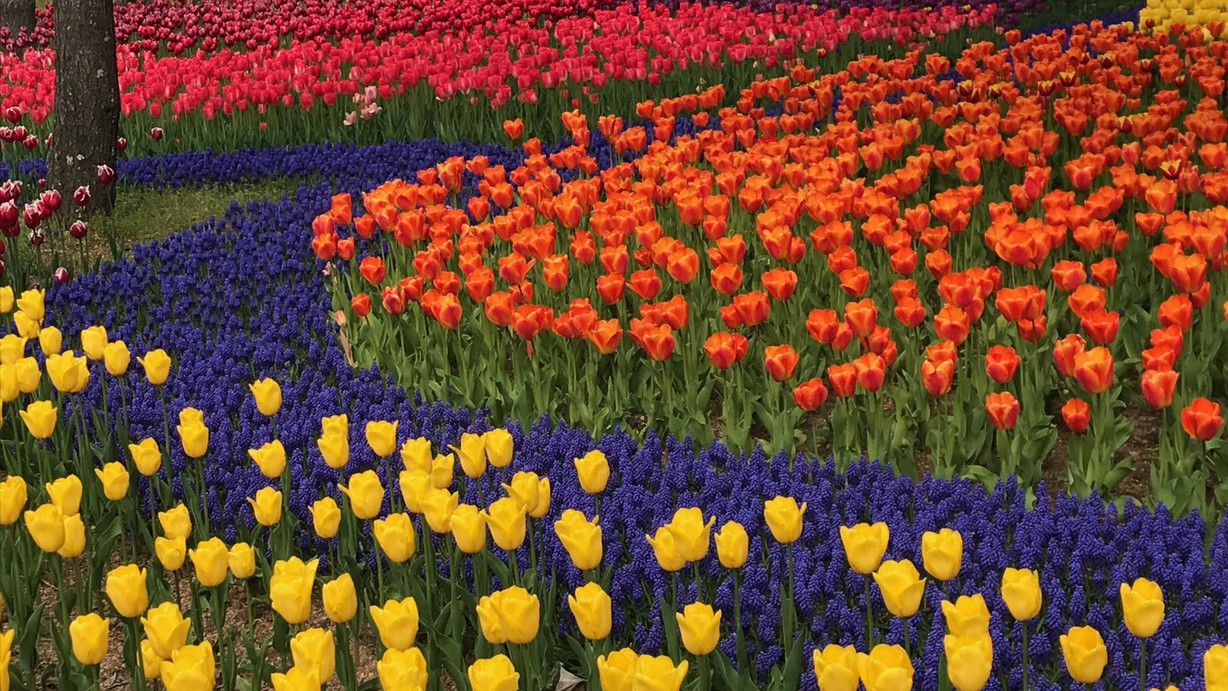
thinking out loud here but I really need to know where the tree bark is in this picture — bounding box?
[48,0,120,215]
[0,0,36,42]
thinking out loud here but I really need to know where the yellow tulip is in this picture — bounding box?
[484,428,514,467]
[568,582,612,641]
[0,334,26,364]
[19,400,57,439]
[0,475,27,525]
[46,475,83,515]
[646,525,687,572]
[873,559,926,618]
[103,341,131,376]
[322,574,357,624]
[159,504,192,540]
[12,311,39,339]
[477,586,540,645]
[468,655,519,691]
[399,469,432,514]
[228,543,256,579]
[0,363,18,403]
[813,644,860,691]
[502,471,540,511]
[270,557,318,625]
[575,449,610,494]
[318,429,350,470]
[420,488,457,533]
[141,602,192,659]
[942,595,991,638]
[138,349,172,386]
[310,497,342,539]
[429,451,455,489]
[483,497,527,551]
[597,649,640,691]
[290,627,336,682]
[16,289,44,322]
[58,513,86,559]
[248,440,286,479]
[450,504,487,554]
[189,538,230,587]
[1000,568,1042,621]
[370,597,421,651]
[763,496,807,544]
[839,523,890,575]
[0,630,12,690]
[366,420,398,457]
[1120,578,1165,638]
[249,378,282,416]
[156,537,188,571]
[529,477,551,519]
[1060,626,1108,684]
[377,647,429,691]
[270,667,319,691]
[455,432,486,478]
[339,469,385,520]
[80,326,108,361]
[857,644,914,691]
[129,438,163,476]
[141,639,162,681]
[161,641,215,691]
[0,285,12,312]
[177,420,209,459]
[921,528,962,582]
[48,351,90,393]
[399,437,432,474]
[105,564,149,618]
[248,487,283,526]
[676,602,721,656]
[321,413,348,438]
[945,635,993,691]
[633,655,689,691]
[14,357,40,393]
[95,462,130,501]
[374,512,417,563]
[715,521,748,569]
[24,503,66,552]
[1205,644,1228,691]
[668,507,715,563]
[555,509,604,571]
[70,613,109,665]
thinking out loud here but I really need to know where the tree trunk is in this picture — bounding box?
[0,0,36,42]
[48,0,119,215]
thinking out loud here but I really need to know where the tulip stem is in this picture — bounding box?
[1021,621,1029,691]
[864,577,873,649]
[1139,639,1147,691]
[732,571,747,677]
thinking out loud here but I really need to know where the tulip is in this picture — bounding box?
[529,477,551,519]
[400,437,432,474]
[428,453,455,490]
[921,528,962,581]
[366,420,399,457]
[555,510,603,571]
[141,640,162,681]
[574,450,610,494]
[142,602,192,659]
[985,391,1021,430]
[58,514,86,559]
[161,641,215,691]
[248,440,287,479]
[0,335,25,364]
[19,400,57,439]
[249,378,282,416]
[1062,398,1092,434]
[945,635,993,691]
[763,496,806,544]
[1120,578,1165,638]
[14,358,39,393]
[177,419,209,459]
[317,428,350,469]
[468,655,519,691]
[70,613,109,665]
[1001,568,1042,621]
[502,471,540,512]
[454,433,486,479]
[484,428,514,468]
[646,525,687,572]
[942,595,991,637]
[322,574,358,624]
[1182,397,1224,441]
[159,504,192,540]
[399,470,433,514]
[79,326,108,361]
[95,462,130,501]
[129,438,163,476]
[24,503,65,552]
[1060,626,1108,684]
[106,564,149,618]
[103,341,131,376]
[248,487,283,526]
[764,344,800,381]
[1205,644,1228,691]
[0,476,27,525]
[568,582,612,641]
[597,649,640,691]
[451,504,487,554]
[840,523,890,575]
[370,597,421,651]
[667,507,715,563]
[857,645,913,691]
[310,497,341,539]
[0,286,11,313]
[46,475,82,516]
[421,488,458,533]
[156,537,188,571]
[1073,346,1115,394]
[374,513,417,563]
[715,521,748,569]
[874,560,926,618]
[12,312,39,339]
[676,602,721,655]
[138,349,172,385]
[228,543,256,579]
[270,667,319,691]
[478,587,540,645]
[270,557,317,625]
[291,628,336,682]
[189,538,230,588]
[378,647,429,691]
[46,351,90,393]
[634,655,689,691]
[483,497,526,551]
[813,645,860,691]
[339,470,385,520]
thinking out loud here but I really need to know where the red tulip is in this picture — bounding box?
[921,358,954,397]
[764,345,800,383]
[586,319,622,355]
[359,257,386,285]
[704,332,748,371]
[1141,369,1179,410]
[853,353,886,393]
[762,268,798,302]
[984,345,1021,384]
[1073,346,1115,395]
[793,378,829,411]
[351,293,372,318]
[1061,398,1091,434]
[827,363,858,398]
[985,391,1021,430]
[1052,334,1086,378]
[1182,398,1223,441]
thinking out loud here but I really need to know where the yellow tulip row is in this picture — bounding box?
[1140,0,1228,32]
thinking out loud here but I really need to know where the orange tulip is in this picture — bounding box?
[1141,369,1179,410]
[985,392,1021,430]
[704,332,748,371]
[1062,399,1091,434]
[1073,347,1114,395]
[764,345,800,383]
[1182,398,1223,442]
[984,345,1021,385]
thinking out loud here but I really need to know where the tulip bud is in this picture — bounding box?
[189,537,230,588]
[369,597,421,651]
[1060,626,1107,684]
[310,497,341,539]
[568,582,612,641]
[1120,578,1164,638]
[714,521,748,569]
[920,528,963,582]
[228,543,256,580]
[763,496,806,544]
[248,488,282,527]
[323,574,358,623]
[129,438,162,477]
[290,628,336,683]
[104,564,148,618]
[269,557,317,625]
[373,513,416,563]
[70,613,110,666]
[156,537,187,571]
[873,560,927,618]
[249,378,282,417]
[468,655,520,691]
[1000,568,1042,621]
[94,462,130,502]
[378,647,429,691]
[676,602,721,656]
[839,522,890,575]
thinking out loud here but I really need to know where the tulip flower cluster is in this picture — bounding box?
[320,19,1228,514]
[1140,0,1228,34]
